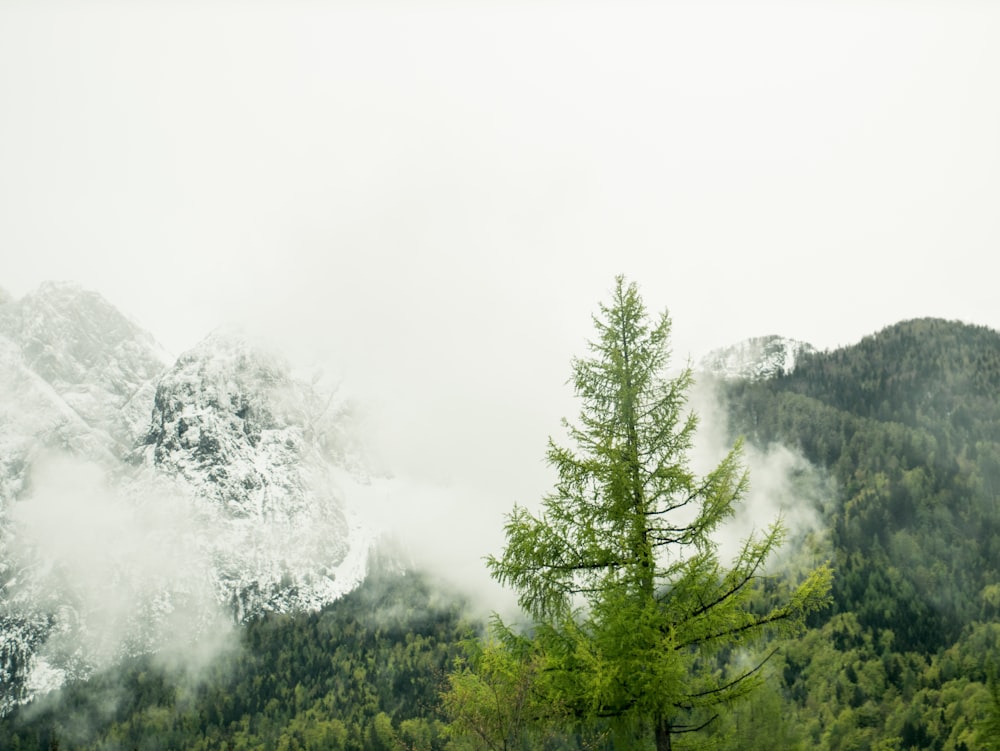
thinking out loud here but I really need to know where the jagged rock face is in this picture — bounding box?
[699,335,816,382]
[131,331,358,620]
[0,283,168,505]
[140,332,314,518]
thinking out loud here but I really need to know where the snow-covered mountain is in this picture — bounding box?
[0,284,381,713]
[130,329,374,619]
[0,283,173,711]
[0,282,169,499]
[0,281,170,453]
[698,335,816,382]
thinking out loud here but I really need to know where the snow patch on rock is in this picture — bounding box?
[698,335,816,382]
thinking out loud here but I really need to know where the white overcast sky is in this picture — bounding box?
[2,0,1000,507]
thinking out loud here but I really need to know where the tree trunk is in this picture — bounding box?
[655,717,672,751]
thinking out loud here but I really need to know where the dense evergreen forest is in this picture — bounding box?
[3,317,1000,750]
[0,572,475,751]
[717,318,1000,749]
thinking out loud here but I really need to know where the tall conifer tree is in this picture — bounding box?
[460,276,831,751]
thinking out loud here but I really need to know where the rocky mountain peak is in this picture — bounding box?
[698,335,816,382]
[128,327,371,619]
[136,329,333,515]
[0,281,168,384]
[0,282,170,450]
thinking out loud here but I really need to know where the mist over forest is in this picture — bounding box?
[3,1,1000,748]
[2,278,1000,750]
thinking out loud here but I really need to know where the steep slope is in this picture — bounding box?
[0,282,169,504]
[0,283,171,713]
[721,318,1000,653]
[0,282,170,452]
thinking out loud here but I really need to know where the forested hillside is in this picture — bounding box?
[3,317,1000,750]
[725,319,1000,652]
[0,572,475,751]
[718,317,1000,749]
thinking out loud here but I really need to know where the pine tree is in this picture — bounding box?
[463,276,831,751]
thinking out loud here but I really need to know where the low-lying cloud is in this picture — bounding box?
[688,378,833,572]
[10,453,233,684]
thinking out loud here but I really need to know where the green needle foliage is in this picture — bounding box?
[451,276,832,751]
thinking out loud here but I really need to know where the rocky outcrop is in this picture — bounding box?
[699,335,816,382]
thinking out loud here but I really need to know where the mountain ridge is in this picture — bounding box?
[4,282,999,737]
[0,283,383,711]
